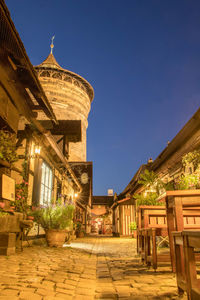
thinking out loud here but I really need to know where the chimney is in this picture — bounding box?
[108,189,113,196]
[147,158,153,164]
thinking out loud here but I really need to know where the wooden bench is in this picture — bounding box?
[159,190,200,272]
[173,230,200,299]
[136,205,167,265]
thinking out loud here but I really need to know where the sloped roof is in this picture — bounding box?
[92,196,114,207]
[151,107,200,171]
[0,1,57,123]
[119,164,150,198]
[37,53,62,70]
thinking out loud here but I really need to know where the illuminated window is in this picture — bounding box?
[40,162,53,205]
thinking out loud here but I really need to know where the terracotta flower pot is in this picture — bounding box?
[0,202,5,209]
[45,229,68,247]
[27,216,34,221]
[132,230,137,238]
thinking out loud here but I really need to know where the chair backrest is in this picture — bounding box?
[137,205,166,229]
[170,196,200,231]
[178,207,200,229]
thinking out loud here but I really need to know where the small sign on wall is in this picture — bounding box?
[0,174,15,201]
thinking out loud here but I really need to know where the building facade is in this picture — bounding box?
[0,0,94,244]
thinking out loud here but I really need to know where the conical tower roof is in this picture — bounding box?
[36,53,63,70]
[35,52,94,102]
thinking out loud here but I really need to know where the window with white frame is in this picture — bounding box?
[40,162,53,205]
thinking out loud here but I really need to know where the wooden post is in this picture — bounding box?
[152,229,157,271]
[166,196,176,272]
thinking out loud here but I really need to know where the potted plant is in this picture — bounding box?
[0,202,5,209]
[129,221,137,238]
[75,221,85,238]
[31,202,74,247]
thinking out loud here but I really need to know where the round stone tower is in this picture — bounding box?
[35,52,94,162]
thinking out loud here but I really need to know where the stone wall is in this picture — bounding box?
[35,69,92,162]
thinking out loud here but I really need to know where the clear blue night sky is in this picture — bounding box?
[5,0,200,195]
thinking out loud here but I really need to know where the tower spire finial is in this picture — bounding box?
[50,35,55,54]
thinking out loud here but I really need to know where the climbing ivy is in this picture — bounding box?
[0,130,18,164]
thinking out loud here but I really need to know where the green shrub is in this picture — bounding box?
[32,203,74,230]
[175,174,200,190]
[129,221,137,231]
[182,150,200,170]
[133,192,163,206]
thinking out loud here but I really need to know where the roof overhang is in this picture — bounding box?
[0,1,57,124]
[151,108,200,171]
[39,120,81,142]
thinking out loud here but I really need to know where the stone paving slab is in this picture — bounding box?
[0,237,188,299]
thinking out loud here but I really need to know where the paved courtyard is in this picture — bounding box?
[0,237,186,300]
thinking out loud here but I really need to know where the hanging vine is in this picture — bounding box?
[0,130,18,164]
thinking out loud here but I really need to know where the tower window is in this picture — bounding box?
[40,70,50,77]
[52,72,62,79]
[74,80,80,87]
[64,76,72,82]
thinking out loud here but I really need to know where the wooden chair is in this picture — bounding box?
[159,190,200,272]
[173,230,200,299]
[173,231,186,296]
[136,205,167,266]
[146,227,170,270]
[183,230,200,300]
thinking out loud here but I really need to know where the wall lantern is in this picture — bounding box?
[30,144,41,158]
[34,145,41,155]
[74,193,78,198]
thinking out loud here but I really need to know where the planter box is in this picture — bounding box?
[132,230,137,238]
[0,213,23,233]
[0,233,16,255]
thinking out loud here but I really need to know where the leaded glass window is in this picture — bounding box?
[40,162,53,205]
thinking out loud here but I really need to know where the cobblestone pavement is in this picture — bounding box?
[0,237,187,300]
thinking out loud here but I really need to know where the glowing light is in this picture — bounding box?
[35,145,41,155]
[74,193,78,198]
